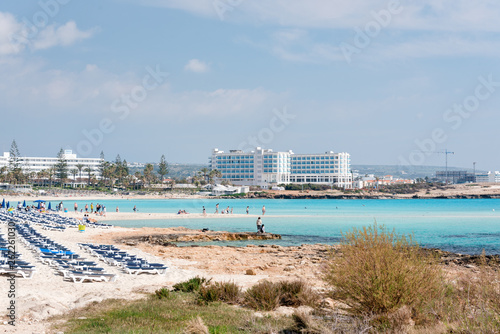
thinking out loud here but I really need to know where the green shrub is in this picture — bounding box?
[244,281,281,311]
[154,288,172,300]
[322,222,444,326]
[173,276,208,293]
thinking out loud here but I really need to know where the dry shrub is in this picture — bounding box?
[244,280,320,311]
[183,316,208,334]
[198,281,241,304]
[244,280,281,311]
[278,280,320,307]
[449,253,500,333]
[292,310,333,334]
[322,222,444,327]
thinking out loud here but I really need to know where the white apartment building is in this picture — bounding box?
[210,147,352,188]
[475,171,500,183]
[0,150,102,177]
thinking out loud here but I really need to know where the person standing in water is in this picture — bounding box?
[203,206,206,216]
[215,203,219,214]
[256,217,262,233]
[262,205,266,215]
[246,206,249,214]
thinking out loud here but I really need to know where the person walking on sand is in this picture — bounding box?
[246,206,249,214]
[262,205,266,215]
[74,203,78,213]
[215,203,219,214]
[256,217,262,233]
[203,206,206,216]
[116,206,119,213]
[85,204,88,213]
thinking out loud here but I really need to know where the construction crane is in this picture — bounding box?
[435,149,455,184]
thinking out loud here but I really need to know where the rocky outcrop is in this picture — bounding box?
[119,231,281,246]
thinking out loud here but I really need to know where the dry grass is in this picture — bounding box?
[244,280,282,311]
[445,254,500,333]
[183,316,208,334]
[198,281,242,304]
[322,222,445,330]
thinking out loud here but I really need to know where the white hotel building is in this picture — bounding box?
[210,147,352,188]
[0,150,102,177]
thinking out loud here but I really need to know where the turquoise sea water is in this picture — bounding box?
[37,198,500,254]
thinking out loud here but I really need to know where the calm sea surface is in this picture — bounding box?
[35,198,500,254]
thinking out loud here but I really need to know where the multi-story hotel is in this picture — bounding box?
[210,147,352,188]
[0,150,102,177]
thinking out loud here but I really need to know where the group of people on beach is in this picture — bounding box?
[213,204,266,216]
[76,202,108,216]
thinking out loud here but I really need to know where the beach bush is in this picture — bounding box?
[244,280,282,311]
[244,280,319,311]
[198,281,241,304]
[322,222,444,328]
[278,280,320,307]
[173,276,208,293]
[154,287,172,300]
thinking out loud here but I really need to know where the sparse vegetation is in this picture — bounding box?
[322,222,445,329]
[198,281,241,304]
[173,276,208,293]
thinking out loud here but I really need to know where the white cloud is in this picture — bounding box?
[0,12,24,55]
[184,59,210,73]
[134,0,500,32]
[32,21,96,50]
[0,12,96,55]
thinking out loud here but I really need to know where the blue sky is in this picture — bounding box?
[0,0,499,170]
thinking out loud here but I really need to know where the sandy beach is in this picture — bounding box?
[0,218,331,334]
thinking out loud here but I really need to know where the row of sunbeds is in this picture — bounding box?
[4,210,112,230]
[0,228,36,279]
[16,224,117,283]
[79,243,168,275]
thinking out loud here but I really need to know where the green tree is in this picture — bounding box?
[200,167,210,183]
[158,155,169,181]
[84,167,92,186]
[98,151,106,185]
[76,163,84,183]
[55,148,68,185]
[208,169,222,185]
[143,163,155,187]
[8,140,24,183]
[70,168,78,186]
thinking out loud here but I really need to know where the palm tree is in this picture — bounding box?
[76,163,84,184]
[208,169,222,185]
[200,168,210,183]
[84,167,92,187]
[47,167,56,188]
[70,168,78,187]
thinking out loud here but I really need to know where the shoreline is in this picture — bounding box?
[3,183,500,202]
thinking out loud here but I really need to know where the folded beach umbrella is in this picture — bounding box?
[1,198,4,208]
[6,201,9,209]
[23,200,26,207]
[48,202,52,210]
[38,202,41,209]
